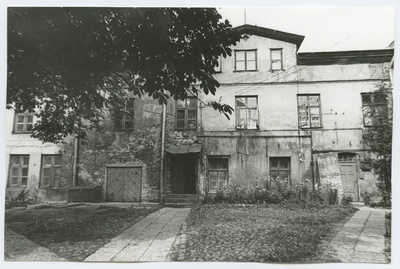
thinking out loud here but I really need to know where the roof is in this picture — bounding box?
[166,144,202,154]
[233,24,305,51]
[297,49,394,65]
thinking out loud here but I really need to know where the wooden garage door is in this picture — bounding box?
[106,167,142,202]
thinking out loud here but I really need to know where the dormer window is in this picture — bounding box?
[234,50,257,71]
[270,49,283,71]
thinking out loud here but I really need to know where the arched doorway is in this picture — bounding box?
[338,153,359,201]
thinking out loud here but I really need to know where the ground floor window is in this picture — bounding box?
[41,155,62,188]
[9,155,30,187]
[269,157,291,181]
[207,157,228,192]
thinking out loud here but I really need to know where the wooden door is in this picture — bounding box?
[106,167,142,202]
[339,162,359,201]
[171,155,196,194]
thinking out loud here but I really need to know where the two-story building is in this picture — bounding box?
[5,24,393,204]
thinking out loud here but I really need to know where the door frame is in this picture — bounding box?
[170,154,198,194]
[105,164,143,202]
[338,153,360,201]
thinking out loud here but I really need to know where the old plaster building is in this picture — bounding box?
[5,24,393,204]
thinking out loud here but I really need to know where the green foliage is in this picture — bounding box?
[203,183,323,206]
[362,83,392,204]
[8,7,240,143]
[362,191,371,205]
[341,196,353,207]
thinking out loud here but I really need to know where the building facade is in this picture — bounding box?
[5,24,393,204]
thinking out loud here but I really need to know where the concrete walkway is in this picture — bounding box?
[323,206,389,263]
[85,207,191,262]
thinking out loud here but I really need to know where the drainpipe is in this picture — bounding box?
[160,104,166,203]
[72,136,79,187]
[310,134,315,192]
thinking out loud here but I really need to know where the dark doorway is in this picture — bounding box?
[170,154,196,194]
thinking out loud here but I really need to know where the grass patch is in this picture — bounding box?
[5,205,159,261]
[182,203,357,262]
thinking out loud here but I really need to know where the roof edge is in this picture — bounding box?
[297,48,394,65]
[233,24,305,51]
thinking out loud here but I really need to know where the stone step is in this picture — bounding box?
[163,203,195,208]
[351,202,365,208]
[164,194,197,199]
[164,197,196,203]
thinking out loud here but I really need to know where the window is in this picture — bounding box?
[176,98,197,129]
[270,49,283,71]
[236,96,258,129]
[361,93,388,127]
[14,112,33,133]
[114,98,135,130]
[9,155,29,187]
[41,155,61,188]
[235,50,257,71]
[297,94,322,128]
[214,56,222,73]
[269,157,290,181]
[208,157,228,192]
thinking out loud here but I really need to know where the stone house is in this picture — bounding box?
[5,24,393,204]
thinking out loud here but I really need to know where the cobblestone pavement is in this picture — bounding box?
[321,206,390,263]
[85,207,191,262]
[4,226,66,261]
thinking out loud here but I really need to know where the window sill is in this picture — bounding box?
[233,70,258,73]
[40,187,60,190]
[299,126,322,129]
[12,131,32,134]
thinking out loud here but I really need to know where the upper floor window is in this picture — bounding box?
[297,94,322,128]
[176,97,197,130]
[361,92,388,127]
[235,50,257,71]
[236,96,258,129]
[41,155,61,188]
[214,56,222,73]
[9,155,29,187]
[14,112,33,133]
[114,98,135,131]
[270,49,283,71]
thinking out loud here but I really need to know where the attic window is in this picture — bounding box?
[235,50,257,71]
[270,49,283,71]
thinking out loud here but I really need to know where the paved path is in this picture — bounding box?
[4,226,66,261]
[322,206,389,263]
[85,207,191,262]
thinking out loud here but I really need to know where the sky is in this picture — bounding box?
[218,7,395,52]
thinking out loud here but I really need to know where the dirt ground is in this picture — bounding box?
[5,204,159,261]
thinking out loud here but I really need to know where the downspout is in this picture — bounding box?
[310,134,315,192]
[72,136,79,187]
[160,104,166,203]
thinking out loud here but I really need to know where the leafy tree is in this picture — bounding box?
[362,82,392,204]
[8,7,240,143]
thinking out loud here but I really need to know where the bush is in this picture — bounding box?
[202,182,323,206]
[362,191,371,205]
[341,196,353,207]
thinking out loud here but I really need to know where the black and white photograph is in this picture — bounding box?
[2,0,397,267]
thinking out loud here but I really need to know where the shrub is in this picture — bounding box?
[341,196,353,207]
[362,191,371,205]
